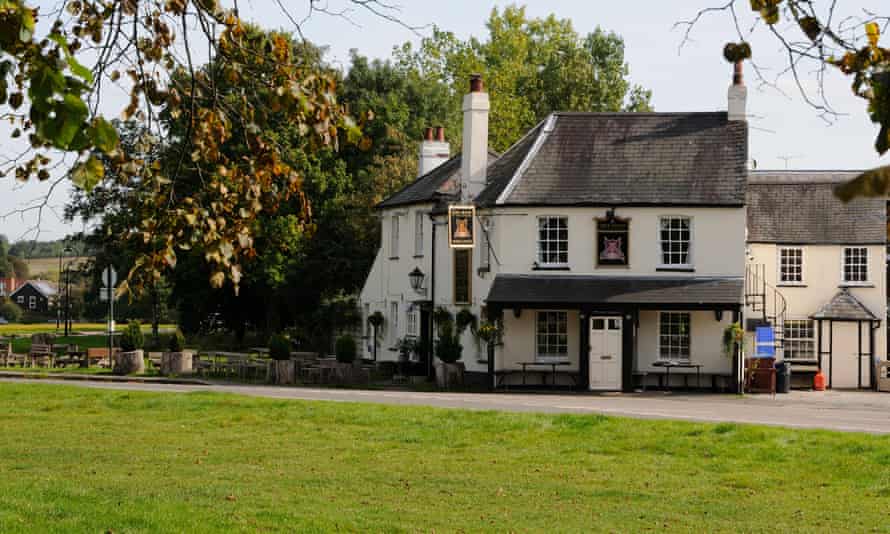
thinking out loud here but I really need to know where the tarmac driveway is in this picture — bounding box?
[4,377,890,434]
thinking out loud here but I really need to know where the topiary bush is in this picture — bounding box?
[435,321,463,364]
[268,334,292,361]
[120,321,144,352]
[335,335,357,363]
[169,329,186,352]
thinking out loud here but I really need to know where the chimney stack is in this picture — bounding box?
[418,126,450,177]
[461,74,490,201]
[728,61,747,121]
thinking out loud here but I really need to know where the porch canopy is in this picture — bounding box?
[485,274,744,313]
[810,289,880,390]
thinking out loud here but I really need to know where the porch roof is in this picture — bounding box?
[486,274,743,310]
[811,289,879,322]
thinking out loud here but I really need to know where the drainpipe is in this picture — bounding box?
[428,214,436,380]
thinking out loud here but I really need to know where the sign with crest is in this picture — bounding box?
[448,205,475,248]
[596,212,629,266]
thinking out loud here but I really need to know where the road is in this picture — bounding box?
[4,377,890,434]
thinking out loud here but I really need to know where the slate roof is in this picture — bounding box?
[486,274,743,308]
[12,280,58,298]
[747,171,886,245]
[811,289,878,321]
[376,151,499,210]
[476,112,748,207]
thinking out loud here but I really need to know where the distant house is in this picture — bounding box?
[10,280,58,313]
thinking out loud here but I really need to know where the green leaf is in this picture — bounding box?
[28,65,65,109]
[71,156,104,191]
[89,117,119,153]
[56,93,89,148]
[66,56,93,84]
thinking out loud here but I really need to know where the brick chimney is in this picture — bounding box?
[461,74,490,201]
[418,126,450,177]
[728,61,747,121]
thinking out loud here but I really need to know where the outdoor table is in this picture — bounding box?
[517,361,571,386]
[652,361,702,389]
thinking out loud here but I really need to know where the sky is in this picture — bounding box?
[1,0,886,241]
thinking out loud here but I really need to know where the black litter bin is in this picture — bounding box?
[775,361,791,393]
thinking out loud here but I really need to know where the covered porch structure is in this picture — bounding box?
[812,289,881,390]
[485,274,744,392]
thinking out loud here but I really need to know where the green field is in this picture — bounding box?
[21,256,90,282]
[0,383,889,532]
[0,323,176,336]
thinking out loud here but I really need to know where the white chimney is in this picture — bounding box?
[418,126,450,177]
[727,61,747,122]
[461,74,490,201]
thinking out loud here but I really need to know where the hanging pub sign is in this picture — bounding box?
[449,205,475,248]
[596,213,629,266]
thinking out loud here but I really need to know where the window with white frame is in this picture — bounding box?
[537,216,568,266]
[406,307,418,338]
[658,216,692,267]
[390,215,400,258]
[784,319,815,361]
[842,247,868,283]
[536,311,568,361]
[659,312,690,361]
[414,212,424,256]
[390,301,399,342]
[29,296,36,310]
[778,247,804,284]
[17,296,24,304]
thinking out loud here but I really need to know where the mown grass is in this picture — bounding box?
[0,323,176,336]
[1,383,889,532]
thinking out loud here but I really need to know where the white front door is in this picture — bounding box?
[589,317,623,390]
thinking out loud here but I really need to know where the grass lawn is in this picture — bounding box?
[0,323,176,336]
[1,384,889,533]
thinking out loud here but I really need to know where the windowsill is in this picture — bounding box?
[534,358,570,364]
[477,266,491,274]
[839,282,874,288]
[656,266,695,273]
[777,283,807,288]
[533,265,570,271]
[413,254,424,259]
[389,257,399,261]
[596,264,630,269]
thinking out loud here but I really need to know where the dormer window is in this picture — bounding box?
[658,216,692,269]
[537,216,568,267]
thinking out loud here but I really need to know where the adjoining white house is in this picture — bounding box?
[745,172,887,389]
[362,65,753,391]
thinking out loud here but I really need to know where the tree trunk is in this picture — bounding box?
[161,351,193,376]
[113,350,145,375]
[151,284,160,347]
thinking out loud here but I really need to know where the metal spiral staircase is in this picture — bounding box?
[745,264,788,359]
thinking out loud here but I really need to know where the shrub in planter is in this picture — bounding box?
[161,328,191,376]
[335,335,357,364]
[169,329,186,352]
[268,334,295,385]
[435,326,463,364]
[114,321,145,375]
[120,321,144,352]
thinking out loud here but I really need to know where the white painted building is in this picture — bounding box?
[745,172,887,389]
[362,69,754,391]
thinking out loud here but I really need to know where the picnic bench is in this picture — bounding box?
[0,340,11,367]
[86,347,120,368]
[28,343,54,368]
[652,360,704,390]
[495,361,577,388]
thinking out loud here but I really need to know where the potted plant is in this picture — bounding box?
[434,307,473,389]
[268,334,295,385]
[477,319,503,363]
[722,322,744,358]
[368,311,384,361]
[334,334,359,383]
[114,320,145,375]
[161,329,192,376]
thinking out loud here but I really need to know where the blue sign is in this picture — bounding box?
[754,326,775,358]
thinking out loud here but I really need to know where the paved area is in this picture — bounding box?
[4,377,890,433]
